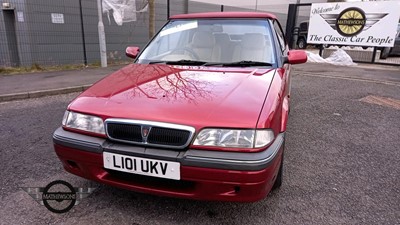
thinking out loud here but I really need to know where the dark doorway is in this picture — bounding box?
[3,9,20,66]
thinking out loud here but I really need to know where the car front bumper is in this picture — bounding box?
[53,127,284,202]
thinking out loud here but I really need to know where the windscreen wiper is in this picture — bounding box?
[204,61,273,67]
[149,60,207,65]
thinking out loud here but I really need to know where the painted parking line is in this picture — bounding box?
[360,95,400,110]
[298,72,400,87]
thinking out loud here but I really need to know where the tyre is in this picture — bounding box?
[297,38,307,49]
[272,147,284,190]
[380,47,390,59]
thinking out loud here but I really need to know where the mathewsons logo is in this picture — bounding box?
[307,1,400,47]
[21,180,96,214]
[336,7,367,37]
[320,7,387,37]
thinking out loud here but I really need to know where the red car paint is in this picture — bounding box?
[70,64,276,138]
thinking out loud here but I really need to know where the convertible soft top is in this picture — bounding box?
[170,11,277,20]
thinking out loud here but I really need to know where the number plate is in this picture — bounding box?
[103,152,180,180]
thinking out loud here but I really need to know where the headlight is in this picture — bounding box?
[62,111,105,135]
[193,129,274,148]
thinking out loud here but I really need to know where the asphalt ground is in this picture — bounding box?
[0,64,399,224]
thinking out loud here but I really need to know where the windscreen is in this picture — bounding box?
[137,19,276,65]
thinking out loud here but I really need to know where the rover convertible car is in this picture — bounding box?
[53,12,307,202]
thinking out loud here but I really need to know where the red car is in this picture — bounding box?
[53,12,307,202]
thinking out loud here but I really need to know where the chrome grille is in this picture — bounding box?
[105,119,195,149]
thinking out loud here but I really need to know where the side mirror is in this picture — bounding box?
[126,46,140,59]
[287,50,307,64]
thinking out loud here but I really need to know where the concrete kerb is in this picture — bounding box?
[0,85,92,103]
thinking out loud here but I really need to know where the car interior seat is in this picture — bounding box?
[214,32,234,62]
[233,33,272,62]
[189,31,221,62]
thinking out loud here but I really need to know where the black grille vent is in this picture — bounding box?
[107,123,142,142]
[147,127,190,146]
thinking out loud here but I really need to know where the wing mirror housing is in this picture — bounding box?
[126,46,140,59]
[285,50,308,64]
